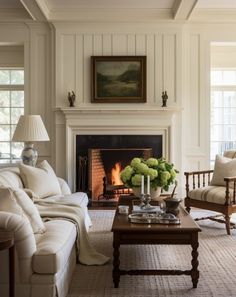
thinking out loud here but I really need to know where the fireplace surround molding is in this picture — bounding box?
[59,107,182,190]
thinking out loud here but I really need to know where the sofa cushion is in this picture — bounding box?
[19,160,62,199]
[0,167,23,188]
[211,155,236,187]
[33,220,76,274]
[188,186,232,205]
[12,188,46,234]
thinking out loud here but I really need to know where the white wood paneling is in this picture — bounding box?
[76,35,84,104]
[61,34,76,103]
[112,34,127,55]
[56,28,180,108]
[83,34,93,104]
[127,34,135,55]
[146,34,155,103]
[29,25,52,158]
[189,34,200,149]
[93,34,103,56]
[102,34,112,55]
[154,34,163,104]
[163,34,176,103]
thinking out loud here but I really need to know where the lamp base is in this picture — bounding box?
[21,143,38,167]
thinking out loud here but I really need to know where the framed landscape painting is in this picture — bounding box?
[91,56,146,103]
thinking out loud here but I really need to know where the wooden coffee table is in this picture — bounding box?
[111,195,201,289]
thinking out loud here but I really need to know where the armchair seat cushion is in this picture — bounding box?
[188,186,232,205]
[33,220,76,274]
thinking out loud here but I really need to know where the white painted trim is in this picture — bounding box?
[59,107,181,191]
[49,8,172,23]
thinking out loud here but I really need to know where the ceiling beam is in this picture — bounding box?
[172,0,198,20]
[20,0,48,21]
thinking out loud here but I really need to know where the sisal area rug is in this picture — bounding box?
[67,209,236,297]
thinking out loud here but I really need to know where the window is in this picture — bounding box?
[0,69,24,163]
[210,69,236,166]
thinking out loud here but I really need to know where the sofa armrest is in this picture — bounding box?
[57,177,72,195]
[0,211,37,283]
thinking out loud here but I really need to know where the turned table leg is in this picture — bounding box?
[191,234,199,288]
[113,234,120,288]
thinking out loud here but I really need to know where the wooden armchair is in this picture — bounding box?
[185,151,236,235]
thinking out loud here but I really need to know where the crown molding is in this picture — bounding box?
[48,8,172,23]
[0,8,31,21]
[190,8,236,23]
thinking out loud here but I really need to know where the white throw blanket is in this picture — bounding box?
[34,198,110,265]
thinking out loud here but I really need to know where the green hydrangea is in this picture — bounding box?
[134,162,149,175]
[160,171,171,184]
[170,168,176,179]
[120,157,178,192]
[146,168,158,180]
[146,158,158,167]
[130,158,141,167]
[120,165,133,182]
[131,174,143,186]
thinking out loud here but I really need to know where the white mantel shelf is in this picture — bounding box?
[57,106,183,116]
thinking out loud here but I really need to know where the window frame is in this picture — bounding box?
[210,67,236,166]
[0,68,24,164]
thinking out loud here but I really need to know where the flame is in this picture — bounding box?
[111,162,123,185]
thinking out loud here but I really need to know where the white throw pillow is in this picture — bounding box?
[19,160,62,199]
[0,186,25,218]
[13,188,46,234]
[211,155,236,187]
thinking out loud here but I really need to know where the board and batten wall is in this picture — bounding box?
[54,23,183,178]
[54,23,183,108]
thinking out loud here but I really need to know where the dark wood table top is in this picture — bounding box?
[0,229,14,250]
[112,195,201,233]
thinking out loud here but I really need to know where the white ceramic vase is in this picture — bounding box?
[132,187,162,201]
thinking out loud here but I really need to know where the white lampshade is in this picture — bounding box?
[12,115,50,142]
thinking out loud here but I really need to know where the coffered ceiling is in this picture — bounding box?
[1,0,236,22]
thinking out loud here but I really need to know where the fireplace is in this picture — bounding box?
[90,148,152,200]
[76,135,162,201]
[59,107,181,197]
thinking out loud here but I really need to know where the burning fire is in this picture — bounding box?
[111,162,123,185]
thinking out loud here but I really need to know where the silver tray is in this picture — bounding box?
[128,213,180,224]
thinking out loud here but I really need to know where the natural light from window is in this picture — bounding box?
[211,69,236,166]
[0,69,24,163]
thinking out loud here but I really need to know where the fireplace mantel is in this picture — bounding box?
[58,106,182,117]
[58,106,182,191]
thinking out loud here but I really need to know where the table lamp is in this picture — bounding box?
[12,115,50,166]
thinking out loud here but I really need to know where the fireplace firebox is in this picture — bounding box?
[76,135,162,202]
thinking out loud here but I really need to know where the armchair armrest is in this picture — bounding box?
[224,176,236,182]
[185,170,214,194]
[224,176,236,205]
[184,169,214,176]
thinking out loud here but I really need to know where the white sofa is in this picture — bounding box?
[0,166,91,297]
